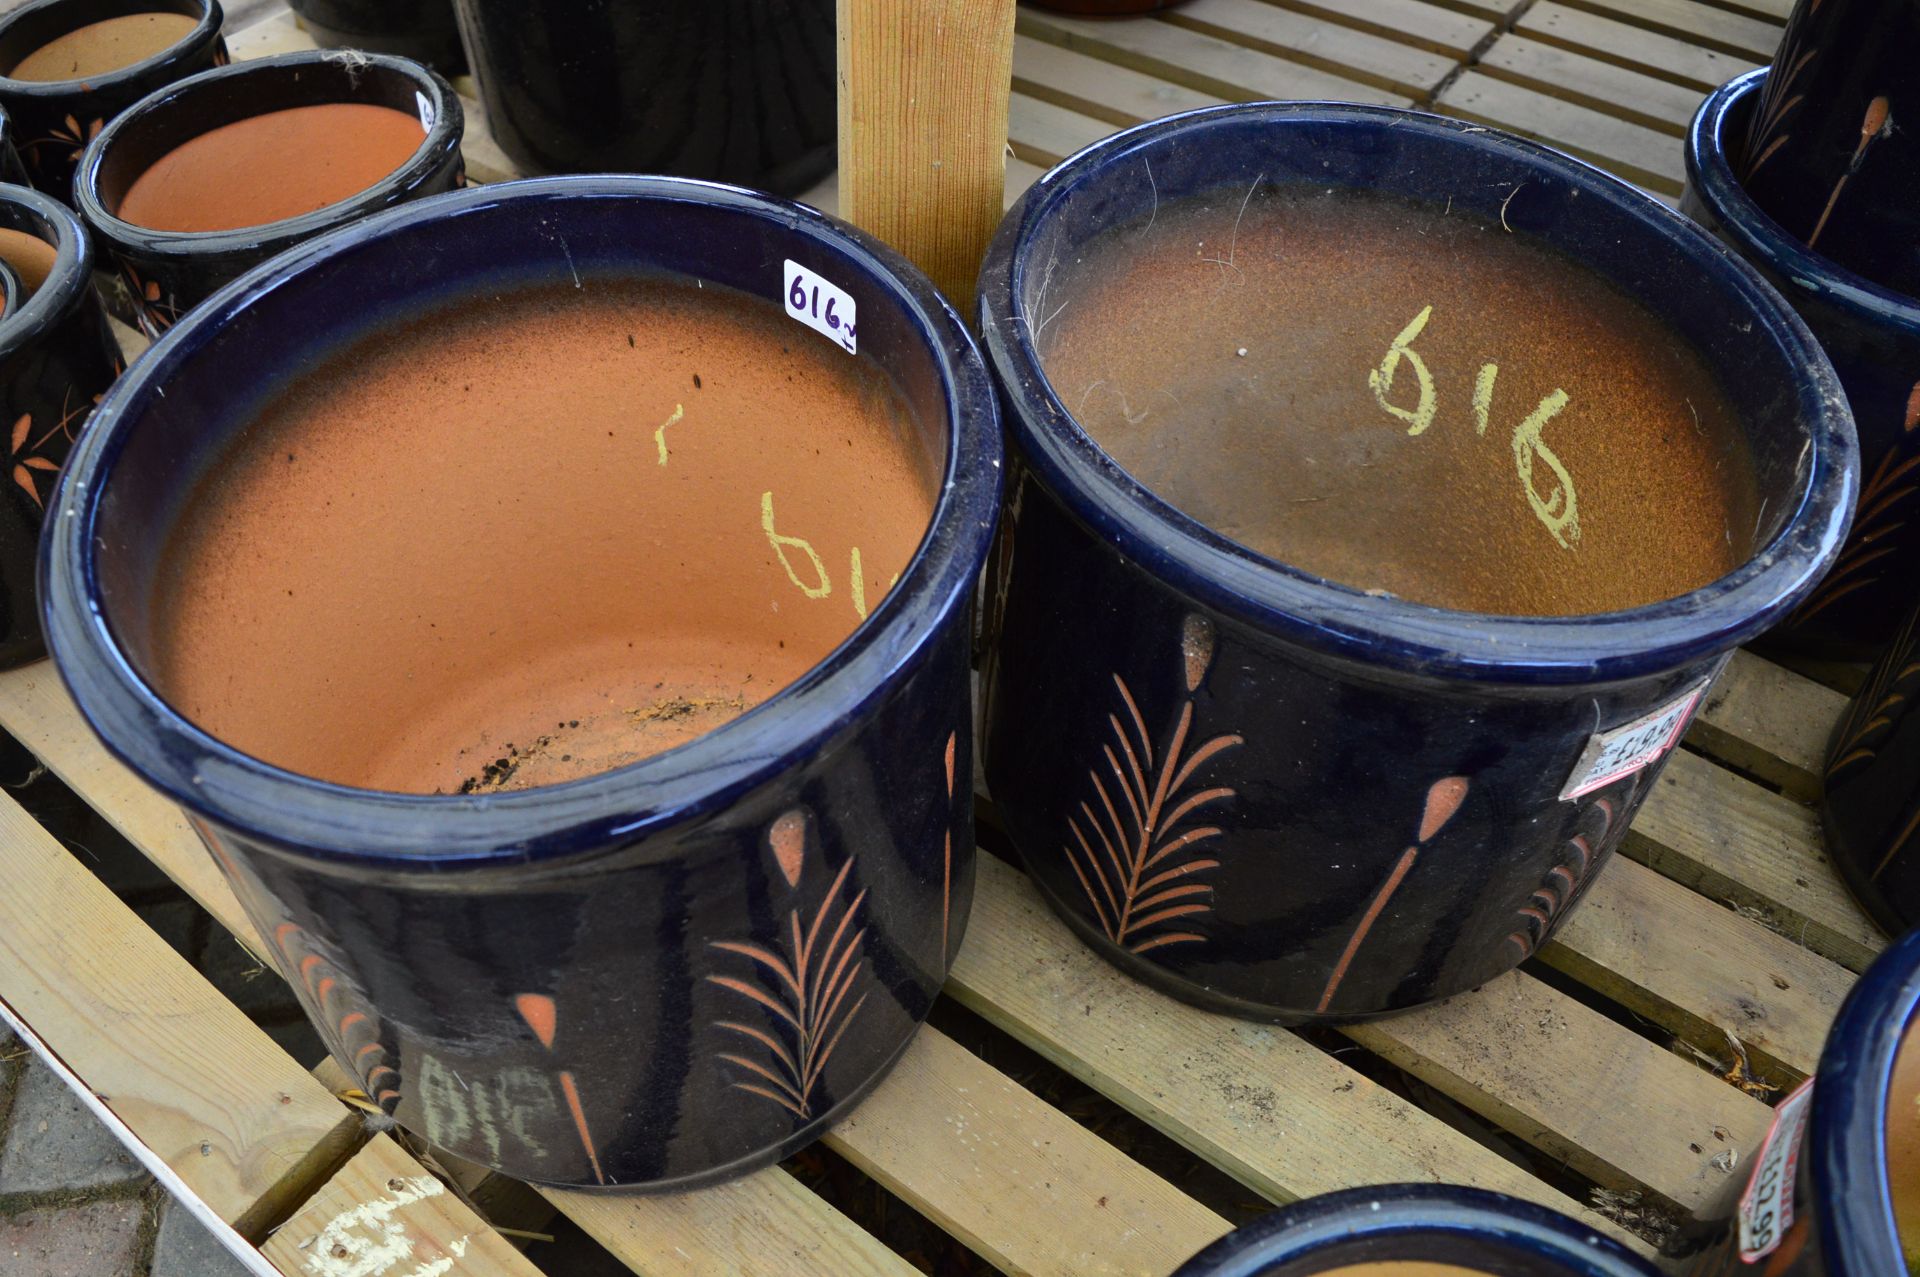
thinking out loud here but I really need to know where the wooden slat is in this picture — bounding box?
[1164,0,1459,97]
[1436,71,1687,191]
[1689,651,1844,802]
[1009,93,1119,168]
[1477,33,1708,133]
[0,790,359,1237]
[827,1028,1232,1275]
[1012,33,1229,128]
[262,1134,545,1277]
[1256,0,1494,57]
[1549,0,1781,61]
[950,856,1652,1255]
[1518,2,1764,91]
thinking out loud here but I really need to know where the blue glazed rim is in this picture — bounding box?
[1170,1184,1659,1275]
[1686,69,1920,345]
[40,175,1003,870]
[0,0,223,94]
[978,101,1857,686]
[0,181,92,352]
[1806,924,1920,1273]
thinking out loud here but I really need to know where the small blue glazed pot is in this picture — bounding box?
[74,49,465,339]
[0,182,120,670]
[0,0,227,206]
[1739,0,1920,298]
[978,103,1857,1024]
[1172,1185,1661,1276]
[1685,69,1920,660]
[41,176,1002,1189]
[1685,926,1920,1275]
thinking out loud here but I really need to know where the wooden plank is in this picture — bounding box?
[1342,968,1774,1218]
[1257,0,1494,57]
[1164,0,1459,97]
[1009,93,1119,169]
[1016,9,1411,109]
[262,1134,546,1277]
[1549,0,1781,61]
[0,790,359,1237]
[1435,71,1687,192]
[1688,651,1844,801]
[1012,33,1229,128]
[1518,2,1764,91]
[1624,749,1881,975]
[950,856,1653,1254]
[827,1028,1232,1275]
[1476,33,1707,133]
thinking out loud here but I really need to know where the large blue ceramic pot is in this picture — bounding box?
[1171,1185,1660,1276]
[977,103,1856,1024]
[1821,598,1920,938]
[40,176,1002,1189]
[1685,69,1920,660]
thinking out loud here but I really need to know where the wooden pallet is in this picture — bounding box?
[0,2,1849,1274]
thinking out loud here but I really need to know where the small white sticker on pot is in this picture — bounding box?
[1559,679,1709,801]
[1739,1078,1812,1262]
[416,91,435,133]
[784,260,856,354]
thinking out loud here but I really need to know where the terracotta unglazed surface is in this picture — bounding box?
[1042,186,1759,617]
[148,276,938,793]
[0,227,59,294]
[117,103,426,232]
[9,13,198,81]
[1891,1018,1920,1271]
[1316,1265,1486,1276]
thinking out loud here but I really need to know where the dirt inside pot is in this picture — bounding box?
[0,227,58,294]
[1890,1015,1920,1270]
[146,274,938,794]
[8,12,198,81]
[116,103,427,232]
[1037,185,1761,617]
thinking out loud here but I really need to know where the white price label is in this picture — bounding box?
[416,90,435,133]
[1559,679,1709,801]
[1739,1078,1813,1262]
[784,260,857,354]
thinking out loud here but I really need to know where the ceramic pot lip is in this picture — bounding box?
[1807,924,1920,1274]
[1169,1184,1659,1276]
[978,100,1858,687]
[0,253,23,321]
[72,48,464,257]
[0,180,93,354]
[41,174,1003,870]
[0,0,223,95]
[1686,69,1920,341]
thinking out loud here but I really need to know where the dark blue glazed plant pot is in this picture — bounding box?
[74,50,465,339]
[289,0,466,75]
[1820,599,1920,938]
[1173,1185,1660,1276]
[0,0,227,206]
[40,176,1002,1189]
[1685,926,1920,1275]
[978,103,1857,1024]
[0,106,31,187]
[1685,69,1920,661]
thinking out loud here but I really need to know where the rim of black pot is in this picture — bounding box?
[73,49,463,257]
[1686,69,1920,344]
[0,252,23,320]
[0,0,223,93]
[978,101,1857,686]
[0,180,93,352]
[1170,1184,1658,1276]
[1807,923,1920,1274]
[41,175,1003,869]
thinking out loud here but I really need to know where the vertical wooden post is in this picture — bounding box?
[836,0,1019,309]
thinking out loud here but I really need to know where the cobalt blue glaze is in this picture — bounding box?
[978,103,1857,1023]
[0,182,120,670]
[288,0,466,75]
[74,50,465,339]
[1171,1185,1661,1276]
[40,176,1002,1189]
[1684,69,1920,661]
[1821,599,1920,937]
[1685,926,1920,1275]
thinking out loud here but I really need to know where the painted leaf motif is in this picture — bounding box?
[9,414,27,455]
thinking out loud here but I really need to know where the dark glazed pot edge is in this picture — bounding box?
[41,174,1004,870]
[0,0,224,94]
[0,180,92,350]
[72,48,464,256]
[977,100,1857,687]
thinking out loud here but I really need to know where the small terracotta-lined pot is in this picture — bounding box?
[450,0,834,191]
[0,105,31,187]
[1820,599,1920,937]
[977,103,1856,1024]
[1174,1186,1660,1276]
[289,0,466,75]
[1684,69,1920,661]
[0,182,119,669]
[74,49,463,339]
[42,176,1001,1189]
[0,0,226,206]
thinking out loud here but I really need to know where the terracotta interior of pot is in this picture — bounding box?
[0,196,61,298]
[92,193,947,795]
[1018,117,1814,620]
[1237,1233,1560,1275]
[1890,1009,1920,1268]
[93,58,433,233]
[0,0,202,81]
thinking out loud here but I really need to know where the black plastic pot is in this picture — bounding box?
[450,0,834,191]
[288,0,466,75]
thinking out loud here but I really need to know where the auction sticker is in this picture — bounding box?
[1739,1078,1813,1263]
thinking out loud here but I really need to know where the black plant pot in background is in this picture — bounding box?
[288,0,466,76]
[1821,599,1920,938]
[450,0,835,192]
[0,106,31,188]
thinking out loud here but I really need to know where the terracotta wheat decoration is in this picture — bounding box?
[1317,775,1469,1013]
[1828,605,1920,779]
[1061,615,1242,956]
[260,912,402,1118]
[942,730,957,963]
[1809,95,1892,248]
[511,991,606,1185]
[1797,386,1920,624]
[1743,45,1818,178]
[709,808,870,1119]
[1504,779,1634,961]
